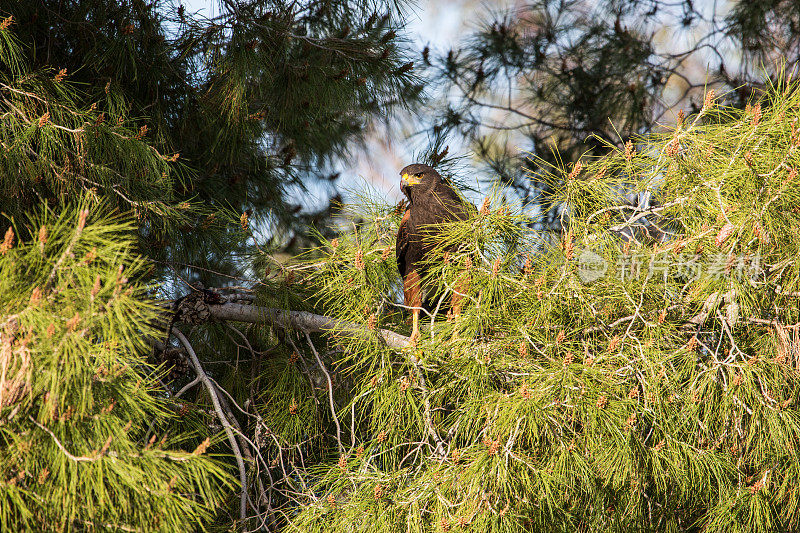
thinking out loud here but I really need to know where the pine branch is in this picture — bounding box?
[29,416,99,463]
[172,329,249,525]
[205,301,411,349]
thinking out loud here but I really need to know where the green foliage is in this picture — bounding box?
[0,203,231,531]
[419,0,800,221]
[0,18,193,235]
[1,0,423,263]
[273,81,800,531]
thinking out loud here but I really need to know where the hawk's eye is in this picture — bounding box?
[414,172,424,178]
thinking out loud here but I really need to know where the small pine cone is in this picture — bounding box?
[373,484,383,500]
[563,352,574,367]
[327,494,336,507]
[753,220,770,244]
[518,341,528,359]
[658,308,667,323]
[523,255,532,276]
[715,222,735,247]
[354,248,365,270]
[623,413,637,431]
[479,197,491,216]
[685,336,698,352]
[624,140,634,161]
[677,109,685,124]
[567,161,583,180]
[563,231,574,260]
[338,455,348,471]
[751,103,762,126]
[492,257,501,277]
[785,167,797,186]
[331,238,339,249]
[608,335,621,351]
[376,431,386,443]
[594,166,607,181]
[596,395,608,409]
[703,89,715,111]
[749,477,766,494]
[66,312,81,332]
[628,387,639,399]
[666,138,680,157]
[91,275,102,297]
[288,401,298,415]
[193,437,211,455]
[555,330,565,344]
[367,314,377,330]
[484,437,500,455]
[1,226,14,255]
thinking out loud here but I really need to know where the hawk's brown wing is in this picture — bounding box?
[396,208,423,309]
[396,208,411,278]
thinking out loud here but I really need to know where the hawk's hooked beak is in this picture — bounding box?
[400,173,421,187]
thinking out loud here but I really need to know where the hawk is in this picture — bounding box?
[395,163,472,343]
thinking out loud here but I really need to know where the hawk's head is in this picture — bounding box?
[399,163,441,202]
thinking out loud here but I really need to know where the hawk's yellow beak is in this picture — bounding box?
[401,173,421,186]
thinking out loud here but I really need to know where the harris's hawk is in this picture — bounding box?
[395,163,472,343]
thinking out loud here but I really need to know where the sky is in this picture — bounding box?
[179,0,492,208]
[177,0,738,213]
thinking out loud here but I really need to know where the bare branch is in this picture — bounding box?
[206,302,411,349]
[172,329,249,525]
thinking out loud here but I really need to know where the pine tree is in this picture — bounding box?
[419,0,800,225]
[6,1,800,531]
[266,79,800,532]
[0,3,425,530]
[2,0,422,274]
[0,202,232,531]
